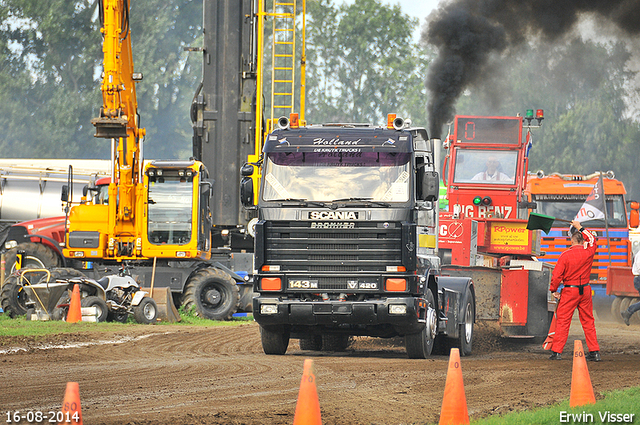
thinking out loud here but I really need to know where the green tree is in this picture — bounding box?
[0,0,201,160]
[305,0,431,126]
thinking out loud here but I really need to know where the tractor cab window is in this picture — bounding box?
[147,174,193,245]
[453,149,518,185]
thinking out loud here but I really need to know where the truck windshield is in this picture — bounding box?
[534,195,628,228]
[262,151,411,202]
[453,149,518,185]
[147,177,193,245]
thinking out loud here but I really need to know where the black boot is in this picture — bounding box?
[622,310,632,326]
[586,351,601,362]
[548,352,562,360]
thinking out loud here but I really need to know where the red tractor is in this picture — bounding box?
[439,112,554,338]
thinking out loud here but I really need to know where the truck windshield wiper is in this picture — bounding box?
[268,198,325,207]
[330,197,390,207]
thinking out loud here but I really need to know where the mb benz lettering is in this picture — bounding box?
[308,211,359,220]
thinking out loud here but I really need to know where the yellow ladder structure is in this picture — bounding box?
[270,0,296,124]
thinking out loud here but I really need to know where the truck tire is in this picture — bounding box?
[81,296,109,322]
[181,268,239,320]
[321,334,351,352]
[4,242,60,281]
[260,325,290,355]
[299,335,323,351]
[133,297,158,324]
[405,290,437,359]
[457,288,475,357]
[0,275,29,317]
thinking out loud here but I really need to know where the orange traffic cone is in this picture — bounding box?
[439,348,470,425]
[66,284,82,323]
[543,312,557,350]
[59,382,82,425]
[293,359,322,425]
[569,340,596,407]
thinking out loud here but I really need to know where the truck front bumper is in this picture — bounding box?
[253,296,424,335]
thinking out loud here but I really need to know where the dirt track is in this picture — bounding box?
[1,319,639,425]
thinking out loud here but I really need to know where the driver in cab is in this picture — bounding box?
[472,156,511,182]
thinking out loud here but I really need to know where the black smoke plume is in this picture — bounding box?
[423,0,640,138]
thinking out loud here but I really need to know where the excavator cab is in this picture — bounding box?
[141,160,211,260]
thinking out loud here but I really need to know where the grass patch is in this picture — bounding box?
[0,306,253,338]
[0,313,133,338]
[467,387,640,425]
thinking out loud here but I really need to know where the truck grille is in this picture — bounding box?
[264,221,402,272]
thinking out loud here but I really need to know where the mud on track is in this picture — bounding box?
[1,319,639,425]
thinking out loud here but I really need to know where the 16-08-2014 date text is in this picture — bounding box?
[5,410,80,423]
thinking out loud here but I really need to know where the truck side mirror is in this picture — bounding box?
[422,171,439,202]
[241,163,254,177]
[630,201,639,228]
[61,185,69,202]
[240,177,254,207]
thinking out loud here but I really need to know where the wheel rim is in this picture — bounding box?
[143,302,156,320]
[202,285,223,308]
[426,305,437,340]
[464,302,473,343]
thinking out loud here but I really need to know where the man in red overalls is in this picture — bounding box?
[548,220,601,361]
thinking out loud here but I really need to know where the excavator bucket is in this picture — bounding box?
[141,287,181,322]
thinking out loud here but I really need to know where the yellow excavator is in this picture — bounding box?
[60,0,226,321]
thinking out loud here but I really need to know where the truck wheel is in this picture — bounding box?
[405,290,437,359]
[299,335,323,351]
[133,297,158,324]
[321,334,351,352]
[81,296,109,322]
[4,242,60,281]
[611,297,624,324]
[0,275,29,317]
[457,288,475,356]
[260,325,290,355]
[181,268,239,320]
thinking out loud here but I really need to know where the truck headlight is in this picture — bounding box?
[260,304,278,315]
[389,304,407,315]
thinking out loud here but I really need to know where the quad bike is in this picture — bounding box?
[23,266,158,324]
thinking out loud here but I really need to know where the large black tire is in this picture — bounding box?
[4,242,60,282]
[181,268,239,320]
[81,296,109,322]
[0,275,29,317]
[260,325,290,355]
[133,297,158,324]
[405,290,437,359]
[321,334,351,352]
[299,335,323,351]
[456,288,475,357]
